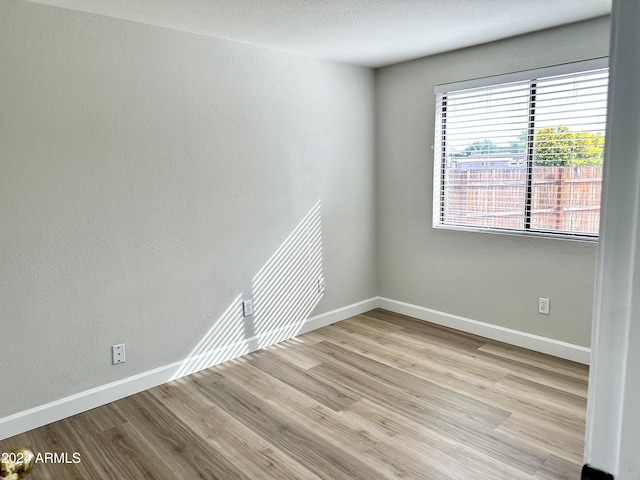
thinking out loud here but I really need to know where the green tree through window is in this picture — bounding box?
[465,126,605,165]
[464,139,499,155]
[533,125,604,166]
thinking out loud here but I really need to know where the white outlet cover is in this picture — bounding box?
[243,300,253,317]
[112,344,125,364]
[538,297,550,315]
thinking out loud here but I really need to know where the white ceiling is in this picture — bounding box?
[26,0,611,68]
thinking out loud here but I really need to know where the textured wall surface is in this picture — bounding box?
[376,17,611,348]
[0,0,376,418]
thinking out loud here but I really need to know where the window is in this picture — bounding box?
[433,58,609,240]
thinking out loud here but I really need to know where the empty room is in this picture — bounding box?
[1,0,638,479]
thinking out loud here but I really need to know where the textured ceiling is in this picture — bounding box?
[26,0,611,67]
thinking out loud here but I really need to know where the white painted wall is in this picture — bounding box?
[376,17,610,348]
[585,0,640,477]
[0,0,376,419]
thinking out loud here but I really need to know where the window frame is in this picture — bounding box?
[432,57,609,242]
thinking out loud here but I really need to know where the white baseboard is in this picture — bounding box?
[0,297,378,441]
[377,297,590,365]
[298,297,380,335]
[0,295,588,440]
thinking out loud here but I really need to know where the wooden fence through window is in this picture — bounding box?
[443,166,602,235]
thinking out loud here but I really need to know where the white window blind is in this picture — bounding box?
[433,59,609,240]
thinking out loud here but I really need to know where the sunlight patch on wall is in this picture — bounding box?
[171,201,323,380]
[171,294,245,379]
[251,201,323,349]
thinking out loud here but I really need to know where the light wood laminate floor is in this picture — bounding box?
[0,309,589,479]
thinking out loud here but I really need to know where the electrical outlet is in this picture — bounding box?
[243,300,253,317]
[317,277,325,293]
[538,297,550,315]
[112,344,125,364]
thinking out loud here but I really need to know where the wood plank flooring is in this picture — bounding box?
[0,309,589,479]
